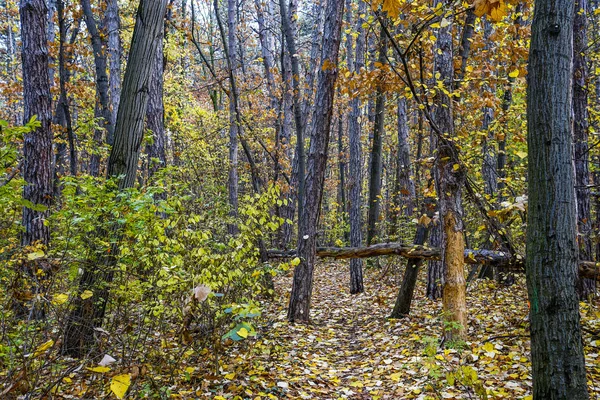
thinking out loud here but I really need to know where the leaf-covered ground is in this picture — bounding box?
[41,260,599,399]
[197,260,600,399]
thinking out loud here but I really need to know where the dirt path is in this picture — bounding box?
[206,261,600,399]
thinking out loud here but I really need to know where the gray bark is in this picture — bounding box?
[288,0,344,322]
[366,23,387,245]
[347,0,366,294]
[526,0,589,397]
[63,0,168,357]
[104,0,121,126]
[573,0,595,297]
[20,0,53,247]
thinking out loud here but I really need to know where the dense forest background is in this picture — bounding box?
[1,0,599,398]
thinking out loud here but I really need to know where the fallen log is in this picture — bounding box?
[267,243,600,281]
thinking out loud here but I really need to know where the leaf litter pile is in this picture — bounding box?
[39,260,599,399]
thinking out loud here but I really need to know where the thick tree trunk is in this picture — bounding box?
[366,23,387,245]
[347,0,366,294]
[18,0,53,319]
[526,0,589,397]
[573,0,595,298]
[63,0,168,357]
[20,0,53,247]
[432,2,467,342]
[288,0,344,322]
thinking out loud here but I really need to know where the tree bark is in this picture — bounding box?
[18,0,53,319]
[279,0,305,224]
[432,2,467,342]
[63,0,168,357]
[366,23,387,245]
[20,0,53,247]
[393,96,415,223]
[346,0,366,294]
[104,0,121,127]
[573,0,595,298]
[390,202,434,318]
[526,0,589,397]
[288,0,345,322]
[81,0,115,152]
[145,16,167,181]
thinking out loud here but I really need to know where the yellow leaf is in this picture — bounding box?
[390,372,402,382]
[27,250,45,260]
[52,293,69,305]
[80,290,93,300]
[290,257,301,266]
[33,339,54,357]
[509,69,520,78]
[185,366,195,374]
[453,163,460,171]
[515,150,527,159]
[474,0,490,17]
[86,366,111,373]
[110,373,131,399]
[237,327,249,339]
[350,381,363,388]
[225,372,236,379]
[382,0,402,19]
[489,1,508,22]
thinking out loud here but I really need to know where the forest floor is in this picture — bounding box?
[35,260,600,399]
[199,260,600,400]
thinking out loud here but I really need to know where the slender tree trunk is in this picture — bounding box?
[81,0,115,149]
[432,2,467,342]
[347,0,366,294]
[53,0,78,193]
[366,23,387,245]
[288,0,345,322]
[105,0,121,126]
[526,1,589,397]
[393,96,415,223]
[146,18,167,181]
[63,0,168,357]
[279,0,305,224]
[573,0,595,298]
[390,201,434,318]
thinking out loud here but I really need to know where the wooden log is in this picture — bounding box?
[267,243,600,281]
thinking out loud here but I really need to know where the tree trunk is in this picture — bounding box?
[20,0,53,247]
[145,18,167,181]
[390,202,434,318]
[63,0,168,357]
[366,23,387,245]
[347,0,366,294]
[526,1,589,397]
[81,0,115,149]
[279,0,305,224]
[393,96,415,223]
[432,2,467,343]
[18,0,53,319]
[104,0,121,127]
[288,0,345,322]
[573,0,595,298]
